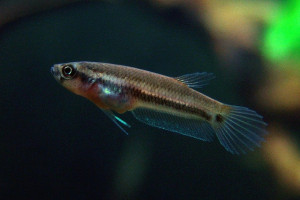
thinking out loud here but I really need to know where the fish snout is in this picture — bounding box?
[50,66,55,75]
[50,65,60,76]
[50,65,62,82]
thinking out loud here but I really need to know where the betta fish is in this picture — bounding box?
[51,62,267,154]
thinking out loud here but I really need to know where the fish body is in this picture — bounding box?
[51,62,267,154]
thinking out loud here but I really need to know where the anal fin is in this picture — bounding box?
[131,107,214,141]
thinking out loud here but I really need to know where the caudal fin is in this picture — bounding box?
[213,105,267,155]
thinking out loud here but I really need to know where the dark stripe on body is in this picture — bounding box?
[79,68,212,121]
[130,86,212,121]
[79,72,90,83]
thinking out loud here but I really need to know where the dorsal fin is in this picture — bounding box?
[175,72,215,88]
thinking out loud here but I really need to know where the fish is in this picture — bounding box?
[51,61,267,154]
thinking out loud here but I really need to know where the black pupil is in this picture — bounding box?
[63,65,75,78]
[65,66,72,75]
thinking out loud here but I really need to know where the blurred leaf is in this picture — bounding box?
[262,0,300,67]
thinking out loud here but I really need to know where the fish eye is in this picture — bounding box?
[62,64,76,79]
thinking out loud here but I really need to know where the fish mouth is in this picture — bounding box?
[50,65,61,82]
[50,66,55,75]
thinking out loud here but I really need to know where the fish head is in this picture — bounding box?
[51,62,85,95]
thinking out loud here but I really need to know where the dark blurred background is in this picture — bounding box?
[1,0,300,199]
